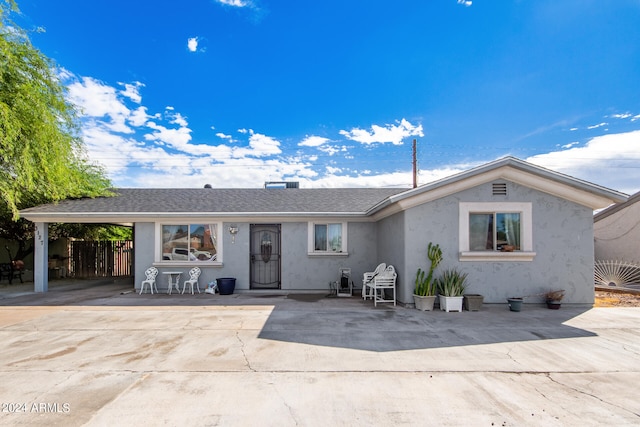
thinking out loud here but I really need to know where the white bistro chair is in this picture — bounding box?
[182,267,202,294]
[139,267,159,294]
[362,263,386,301]
[370,265,397,307]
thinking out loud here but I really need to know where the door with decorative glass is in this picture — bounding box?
[250,224,281,289]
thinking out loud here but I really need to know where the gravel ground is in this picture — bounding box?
[595,288,640,307]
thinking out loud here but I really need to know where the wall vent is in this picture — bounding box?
[492,183,507,196]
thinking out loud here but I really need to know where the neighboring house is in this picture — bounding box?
[20,157,627,305]
[594,190,640,263]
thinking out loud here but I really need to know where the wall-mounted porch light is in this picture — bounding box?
[228,225,239,243]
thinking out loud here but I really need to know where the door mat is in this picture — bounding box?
[286,294,328,302]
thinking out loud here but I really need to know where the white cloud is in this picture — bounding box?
[247,132,282,157]
[339,118,423,145]
[64,72,639,195]
[169,112,188,127]
[68,77,132,134]
[216,0,249,7]
[119,82,144,103]
[561,141,579,149]
[611,113,632,119]
[318,145,345,156]
[299,135,330,147]
[187,37,207,53]
[129,106,149,127]
[587,122,608,130]
[187,37,199,52]
[526,129,640,194]
[457,0,472,6]
[145,121,192,149]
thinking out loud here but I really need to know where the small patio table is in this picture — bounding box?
[162,271,182,295]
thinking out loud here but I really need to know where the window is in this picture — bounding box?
[308,222,348,255]
[469,212,521,251]
[459,203,534,261]
[160,223,219,262]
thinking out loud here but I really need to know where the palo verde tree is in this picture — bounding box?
[0,0,113,260]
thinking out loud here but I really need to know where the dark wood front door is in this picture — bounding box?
[250,224,281,289]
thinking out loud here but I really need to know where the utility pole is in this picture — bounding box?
[412,139,417,188]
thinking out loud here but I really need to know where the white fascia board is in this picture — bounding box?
[499,168,627,209]
[20,211,372,224]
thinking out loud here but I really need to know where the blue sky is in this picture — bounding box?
[15,0,640,194]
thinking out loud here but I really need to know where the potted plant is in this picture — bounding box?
[463,293,484,311]
[544,290,565,309]
[436,268,468,312]
[413,242,442,311]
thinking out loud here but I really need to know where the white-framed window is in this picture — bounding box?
[157,223,221,263]
[459,203,535,261]
[307,222,348,255]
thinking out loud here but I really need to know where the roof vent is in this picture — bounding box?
[264,181,299,189]
[492,183,507,196]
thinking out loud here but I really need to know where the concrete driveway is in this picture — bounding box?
[1,279,639,426]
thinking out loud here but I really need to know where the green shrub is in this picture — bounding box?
[436,268,468,297]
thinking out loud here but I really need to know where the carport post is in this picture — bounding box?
[33,222,48,292]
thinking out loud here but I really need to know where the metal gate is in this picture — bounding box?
[250,224,281,289]
[69,240,133,278]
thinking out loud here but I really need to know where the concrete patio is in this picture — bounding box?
[1,279,639,426]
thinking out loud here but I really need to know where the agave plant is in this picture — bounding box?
[436,268,468,297]
[414,242,442,296]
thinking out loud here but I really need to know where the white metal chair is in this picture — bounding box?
[371,265,397,307]
[139,267,159,294]
[362,263,386,300]
[182,267,201,294]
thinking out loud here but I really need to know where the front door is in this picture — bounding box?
[250,224,281,289]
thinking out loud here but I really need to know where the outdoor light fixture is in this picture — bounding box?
[228,225,239,243]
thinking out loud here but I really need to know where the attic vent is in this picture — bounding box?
[492,183,507,196]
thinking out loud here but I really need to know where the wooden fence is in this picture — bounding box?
[69,240,133,278]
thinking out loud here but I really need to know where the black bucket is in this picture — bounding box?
[217,278,236,295]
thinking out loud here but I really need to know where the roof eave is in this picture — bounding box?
[19,211,372,223]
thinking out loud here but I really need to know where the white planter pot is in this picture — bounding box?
[439,295,463,312]
[413,294,437,311]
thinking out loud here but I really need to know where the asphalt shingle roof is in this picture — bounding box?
[20,188,408,215]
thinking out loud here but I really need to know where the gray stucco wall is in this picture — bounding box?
[594,201,640,263]
[133,181,596,305]
[376,213,406,301]
[134,220,377,294]
[280,222,377,292]
[134,222,250,292]
[133,222,154,288]
[399,180,595,304]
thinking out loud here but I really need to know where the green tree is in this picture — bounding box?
[0,0,113,260]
